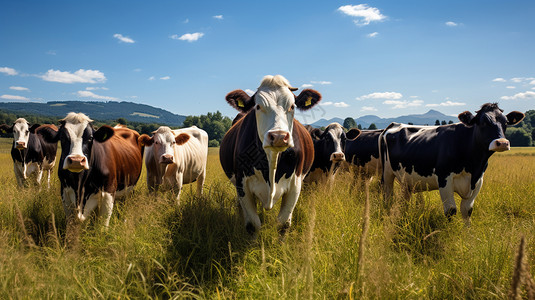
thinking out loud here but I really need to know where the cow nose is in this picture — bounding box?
[267,131,290,148]
[160,154,174,164]
[330,152,345,162]
[16,141,26,149]
[65,155,88,171]
[489,138,510,152]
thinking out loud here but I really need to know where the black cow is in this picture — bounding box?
[304,123,360,183]
[345,129,383,176]
[0,118,58,188]
[380,103,524,224]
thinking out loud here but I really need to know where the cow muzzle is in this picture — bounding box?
[15,141,26,149]
[160,154,174,164]
[489,138,510,152]
[65,155,89,172]
[265,130,291,150]
[330,152,345,162]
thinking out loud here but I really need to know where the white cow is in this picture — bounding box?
[139,126,208,202]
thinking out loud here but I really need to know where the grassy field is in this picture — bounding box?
[0,137,534,299]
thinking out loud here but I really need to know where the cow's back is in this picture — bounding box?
[346,129,382,174]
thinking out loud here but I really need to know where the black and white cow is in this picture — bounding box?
[0,118,58,188]
[304,123,360,183]
[220,75,321,236]
[38,113,144,226]
[380,103,524,224]
[345,129,383,176]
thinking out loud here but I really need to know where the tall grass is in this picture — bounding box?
[0,141,534,298]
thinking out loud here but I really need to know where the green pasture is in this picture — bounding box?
[0,137,534,299]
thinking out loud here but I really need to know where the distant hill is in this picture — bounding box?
[0,101,186,126]
[310,109,458,129]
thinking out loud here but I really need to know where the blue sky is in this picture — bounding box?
[1,0,534,123]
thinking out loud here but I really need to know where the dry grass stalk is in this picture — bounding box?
[14,203,36,248]
[509,235,533,300]
[357,177,372,281]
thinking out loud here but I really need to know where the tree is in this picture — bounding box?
[441,120,447,125]
[357,124,362,130]
[116,118,127,125]
[435,120,440,126]
[182,111,232,142]
[448,120,454,124]
[368,123,377,130]
[343,117,357,130]
[506,128,532,146]
[408,122,414,125]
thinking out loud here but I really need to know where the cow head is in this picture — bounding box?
[226,75,321,153]
[39,112,114,172]
[0,118,40,150]
[458,103,524,152]
[318,123,361,163]
[138,126,190,165]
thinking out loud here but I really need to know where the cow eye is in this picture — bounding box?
[26,131,29,135]
[289,104,295,112]
[256,104,261,110]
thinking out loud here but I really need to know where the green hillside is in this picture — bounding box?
[0,101,186,126]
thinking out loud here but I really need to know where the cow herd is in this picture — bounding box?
[0,75,525,238]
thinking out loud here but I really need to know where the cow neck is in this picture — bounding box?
[458,123,493,188]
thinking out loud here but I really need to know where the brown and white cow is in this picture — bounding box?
[138,126,208,202]
[220,75,321,236]
[38,113,143,226]
[0,118,58,188]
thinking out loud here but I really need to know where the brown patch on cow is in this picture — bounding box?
[175,133,190,145]
[226,90,255,112]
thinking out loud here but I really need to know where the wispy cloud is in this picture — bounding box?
[367,32,379,38]
[311,80,332,85]
[160,76,170,80]
[0,67,18,76]
[183,18,189,24]
[170,32,204,42]
[46,50,57,55]
[85,86,109,91]
[384,99,423,109]
[510,77,535,83]
[506,86,516,89]
[213,15,223,20]
[9,86,29,91]
[113,33,135,43]
[426,100,465,107]
[492,77,506,82]
[148,76,155,81]
[338,4,386,26]
[77,90,118,101]
[41,69,106,84]
[321,101,349,107]
[357,91,402,100]
[361,106,377,112]
[445,21,459,27]
[301,83,314,88]
[245,89,255,96]
[501,91,535,100]
[0,94,29,101]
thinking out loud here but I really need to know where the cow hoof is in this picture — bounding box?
[445,208,457,220]
[245,222,256,236]
[467,208,473,217]
[278,222,290,237]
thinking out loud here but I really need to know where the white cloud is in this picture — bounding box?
[160,76,170,80]
[338,4,386,26]
[46,50,57,55]
[0,94,29,101]
[445,21,458,27]
[320,101,333,106]
[311,80,332,85]
[9,86,29,91]
[506,86,516,89]
[334,102,350,107]
[0,67,18,76]
[361,106,377,112]
[510,77,524,83]
[384,99,423,109]
[85,86,109,91]
[501,91,535,100]
[213,15,223,20]
[530,80,535,85]
[171,32,204,42]
[41,69,106,84]
[183,19,189,24]
[113,33,135,43]
[245,89,255,96]
[77,90,118,101]
[357,91,403,100]
[301,83,314,88]
[492,77,506,82]
[367,32,379,38]
[148,76,155,81]
[426,100,466,107]
[133,68,142,72]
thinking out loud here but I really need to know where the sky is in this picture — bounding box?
[1,0,534,124]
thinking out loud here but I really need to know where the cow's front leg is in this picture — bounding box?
[14,161,25,187]
[196,169,205,197]
[175,172,184,204]
[460,177,483,226]
[99,192,115,227]
[78,193,101,223]
[238,187,261,237]
[438,178,457,219]
[278,177,302,236]
[35,165,44,187]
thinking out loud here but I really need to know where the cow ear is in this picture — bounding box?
[346,128,361,141]
[226,90,255,112]
[29,124,41,134]
[309,128,323,140]
[0,124,13,134]
[94,125,114,143]
[37,126,59,143]
[175,133,190,145]
[506,111,525,126]
[295,89,321,111]
[138,134,154,146]
[458,111,475,126]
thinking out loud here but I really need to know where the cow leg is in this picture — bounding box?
[62,186,77,220]
[239,190,261,236]
[46,168,52,189]
[277,178,301,236]
[35,165,44,187]
[13,162,25,187]
[438,180,457,219]
[460,178,483,226]
[99,192,115,227]
[196,169,205,197]
[78,193,101,223]
[382,168,395,209]
[175,172,184,204]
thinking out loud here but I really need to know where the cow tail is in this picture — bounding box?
[379,122,396,185]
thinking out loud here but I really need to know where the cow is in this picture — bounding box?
[379,103,525,224]
[344,129,383,176]
[304,123,360,183]
[220,75,321,236]
[138,126,208,202]
[0,118,58,188]
[38,113,143,226]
